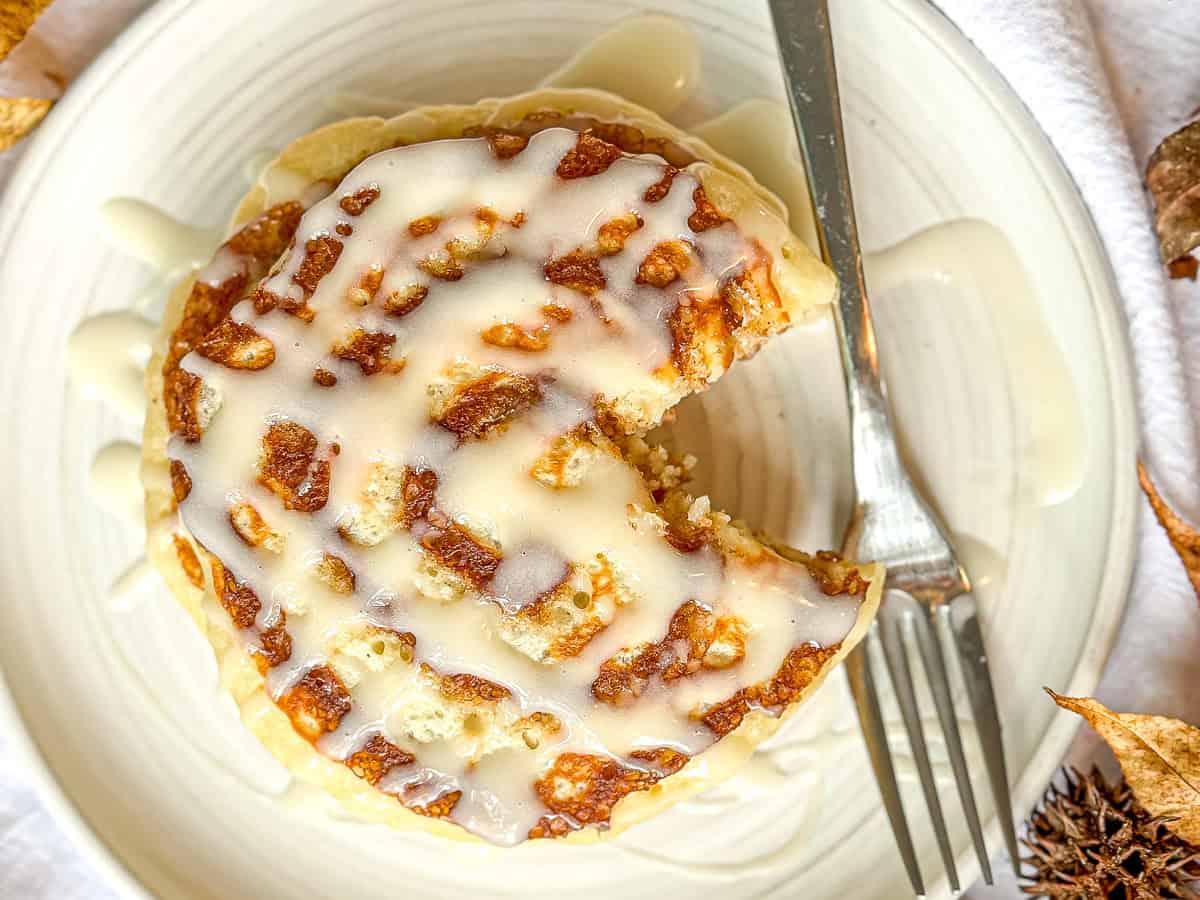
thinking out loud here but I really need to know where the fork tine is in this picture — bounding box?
[845,637,926,897]
[878,603,959,893]
[912,607,992,884]
[945,599,1020,874]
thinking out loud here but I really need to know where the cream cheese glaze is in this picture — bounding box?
[163,124,868,844]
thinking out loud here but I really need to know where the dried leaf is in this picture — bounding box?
[1139,461,1200,601]
[1048,690,1200,845]
[0,96,49,150]
[1147,119,1200,265]
[0,0,51,62]
[1168,255,1198,281]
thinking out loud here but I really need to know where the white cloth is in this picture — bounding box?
[1,1,1198,898]
[941,0,1200,896]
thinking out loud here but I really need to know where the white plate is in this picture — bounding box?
[0,1,1137,898]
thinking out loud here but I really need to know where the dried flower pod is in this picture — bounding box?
[1021,766,1200,899]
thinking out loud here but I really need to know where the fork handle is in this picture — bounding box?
[768,0,906,509]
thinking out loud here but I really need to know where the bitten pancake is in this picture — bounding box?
[142,88,881,845]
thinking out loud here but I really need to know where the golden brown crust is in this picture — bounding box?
[163,369,206,442]
[162,202,303,439]
[253,616,293,671]
[250,281,305,322]
[481,321,552,352]
[669,295,735,386]
[279,665,353,741]
[169,459,192,503]
[437,671,512,703]
[408,214,441,237]
[544,249,605,295]
[643,166,678,203]
[628,747,690,775]
[635,240,693,289]
[469,129,529,160]
[463,112,697,170]
[807,550,871,597]
[530,753,660,834]
[194,320,276,370]
[229,500,282,552]
[687,185,729,233]
[556,131,622,179]
[433,370,542,440]
[347,265,384,307]
[310,553,356,594]
[339,186,380,216]
[542,303,572,323]
[662,516,713,553]
[226,201,306,263]
[167,274,251,369]
[596,213,642,256]
[420,522,502,587]
[382,284,428,317]
[208,556,261,630]
[698,643,839,738]
[332,329,405,376]
[346,734,415,785]
[294,235,344,297]
[592,600,744,705]
[258,421,333,512]
[409,790,462,819]
[399,467,438,526]
[172,533,205,589]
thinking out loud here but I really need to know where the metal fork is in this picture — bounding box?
[768,1,1019,894]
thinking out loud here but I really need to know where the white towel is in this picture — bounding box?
[938,0,1200,896]
[2,2,1199,899]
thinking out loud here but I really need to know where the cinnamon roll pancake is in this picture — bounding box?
[142,89,882,845]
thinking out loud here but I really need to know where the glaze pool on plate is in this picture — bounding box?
[0,2,1135,899]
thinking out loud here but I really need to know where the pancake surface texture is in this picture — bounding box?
[142,89,881,845]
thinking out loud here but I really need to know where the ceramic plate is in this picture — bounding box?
[0,1,1137,898]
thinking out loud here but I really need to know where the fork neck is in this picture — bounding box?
[769,0,908,507]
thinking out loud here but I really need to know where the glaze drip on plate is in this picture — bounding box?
[156,118,873,845]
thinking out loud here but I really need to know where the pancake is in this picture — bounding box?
[141,89,882,845]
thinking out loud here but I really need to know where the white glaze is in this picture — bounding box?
[107,557,160,613]
[67,311,156,421]
[170,126,854,844]
[78,184,1047,855]
[540,15,701,118]
[89,441,143,526]
[99,198,218,275]
[866,220,1084,506]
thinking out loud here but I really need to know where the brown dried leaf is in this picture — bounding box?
[1048,690,1200,845]
[1147,119,1200,265]
[1138,461,1200,601]
[1169,255,1199,281]
[0,96,50,150]
[0,0,51,62]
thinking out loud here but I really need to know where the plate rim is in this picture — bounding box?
[0,0,1140,897]
[0,5,192,897]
